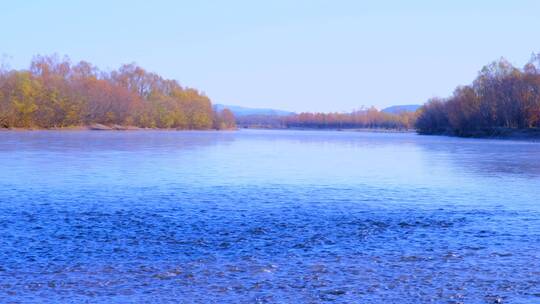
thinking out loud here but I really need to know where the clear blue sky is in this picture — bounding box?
[2,0,540,112]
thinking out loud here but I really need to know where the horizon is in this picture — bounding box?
[2,0,540,112]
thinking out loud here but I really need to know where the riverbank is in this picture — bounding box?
[246,126,540,141]
[3,125,539,141]
[477,128,540,140]
[240,126,415,133]
[0,123,238,131]
[419,127,540,141]
[287,127,414,133]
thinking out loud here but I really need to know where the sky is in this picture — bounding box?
[2,0,540,112]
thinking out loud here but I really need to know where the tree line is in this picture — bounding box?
[238,107,417,130]
[0,55,236,130]
[416,54,540,136]
[285,108,416,129]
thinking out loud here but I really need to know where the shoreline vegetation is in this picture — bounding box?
[415,53,540,137]
[234,52,540,140]
[0,55,236,131]
[235,108,417,131]
[3,53,540,140]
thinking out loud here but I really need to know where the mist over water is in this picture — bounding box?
[0,130,539,303]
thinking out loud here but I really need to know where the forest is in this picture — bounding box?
[284,108,416,129]
[416,54,540,136]
[238,107,417,130]
[5,53,540,136]
[0,55,236,130]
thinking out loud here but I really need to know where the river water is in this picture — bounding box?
[0,129,539,303]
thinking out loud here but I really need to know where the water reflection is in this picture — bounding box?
[0,130,236,152]
[411,134,540,177]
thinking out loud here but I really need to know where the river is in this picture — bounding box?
[0,129,539,303]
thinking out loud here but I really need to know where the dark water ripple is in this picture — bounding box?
[0,187,538,303]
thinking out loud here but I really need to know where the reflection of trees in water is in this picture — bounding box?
[238,129,420,146]
[415,136,540,177]
[235,130,540,178]
[2,129,539,178]
[0,130,236,153]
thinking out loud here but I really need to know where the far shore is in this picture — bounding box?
[242,127,416,133]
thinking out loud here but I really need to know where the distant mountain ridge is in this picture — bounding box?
[214,104,295,117]
[381,105,421,114]
[216,104,421,118]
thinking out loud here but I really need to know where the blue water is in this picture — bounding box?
[0,130,539,303]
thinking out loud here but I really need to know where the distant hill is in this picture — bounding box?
[216,103,421,118]
[382,105,421,114]
[214,104,294,117]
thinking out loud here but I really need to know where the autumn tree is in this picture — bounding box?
[416,54,540,136]
[0,54,228,130]
[213,108,236,130]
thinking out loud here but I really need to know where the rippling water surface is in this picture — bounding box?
[0,130,539,303]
